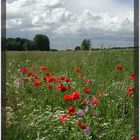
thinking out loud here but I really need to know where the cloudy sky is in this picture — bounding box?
[6,0,134,49]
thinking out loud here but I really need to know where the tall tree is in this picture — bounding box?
[33,34,50,51]
[81,39,92,50]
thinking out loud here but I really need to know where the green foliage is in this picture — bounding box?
[33,34,50,51]
[81,39,92,50]
[6,38,34,51]
[75,46,81,51]
[6,34,50,51]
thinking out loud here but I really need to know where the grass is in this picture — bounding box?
[6,49,134,140]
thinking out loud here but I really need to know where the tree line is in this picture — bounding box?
[6,34,50,51]
[6,34,93,51]
[6,34,132,51]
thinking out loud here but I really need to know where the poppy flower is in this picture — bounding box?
[40,66,47,71]
[42,76,48,82]
[75,68,81,72]
[46,72,51,77]
[66,78,71,83]
[21,67,27,73]
[64,94,71,101]
[130,73,136,80]
[59,115,68,122]
[77,122,87,129]
[83,87,90,94]
[68,106,75,113]
[81,100,88,105]
[60,76,65,81]
[48,76,57,83]
[68,106,75,116]
[128,87,135,96]
[128,87,135,93]
[92,97,100,105]
[85,79,92,85]
[33,81,41,86]
[57,84,67,92]
[132,136,139,140]
[28,72,33,77]
[34,75,39,79]
[117,65,123,70]
[71,91,80,101]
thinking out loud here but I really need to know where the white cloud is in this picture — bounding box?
[30,8,72,26]
[7,18,23,29]
[64,0,133,16]
[54,10,133,35]
[6,0,133,33]
[21,26,50,32]
[6,0,134,48]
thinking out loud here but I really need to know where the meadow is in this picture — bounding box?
[6,49,135,140]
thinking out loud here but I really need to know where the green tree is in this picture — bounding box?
[75,46,81,51]
[33,34,50,51]
[81,39,92,50]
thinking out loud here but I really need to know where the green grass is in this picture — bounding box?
[6,49,134,140]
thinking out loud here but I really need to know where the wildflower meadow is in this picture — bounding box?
[6,49,136,140]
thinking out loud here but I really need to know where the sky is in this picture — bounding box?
[6,0,134,50]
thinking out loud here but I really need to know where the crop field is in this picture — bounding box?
[6,49,135,140]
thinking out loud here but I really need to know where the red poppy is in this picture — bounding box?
[75,68,81,72]
[59,115,68,122]
[132,136,139,140]
[130,73,136,80]
[64,94,71,101]
[71,91,80,101]
[48,76,57,83]
[33,81,41,86]
[34,75,39,79]
[92,97,100,105]
[68,106,75,116]
[46,72,52,77]
[68,106,75,113]
[40,66,47,71]
[128,87,135,96]
[60,76,65,81]
[66,78,71,83]
[57,84,67,92]
[117,65,123,70]
[28,72,33,77]
[128,87,135,93]
[42,76,48,82]
[77,122,87,129]
[85,79,92,84]
[21,67,27,73]
[81,100,88,105]
[83,87,90,94]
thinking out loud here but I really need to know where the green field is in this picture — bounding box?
[6,49,135,140]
